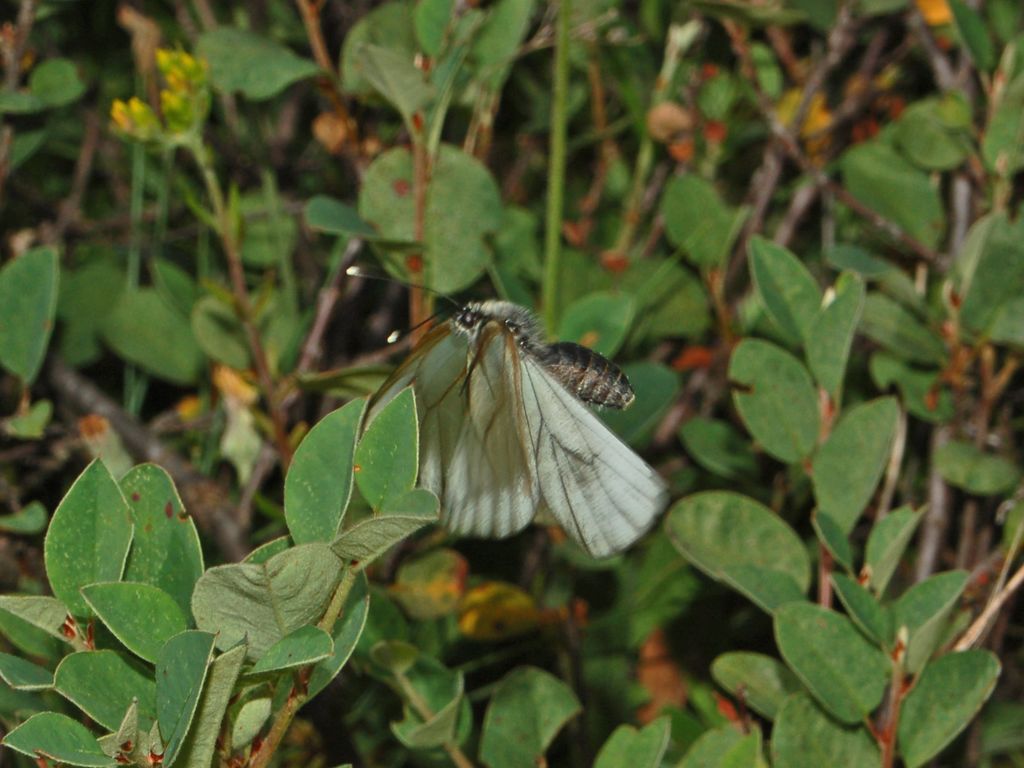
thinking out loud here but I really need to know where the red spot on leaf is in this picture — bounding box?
[164,501,173,518]
[131,492,141,502]
[393,179,410,197]
[406,254,423,273]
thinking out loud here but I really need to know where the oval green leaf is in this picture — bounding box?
[898,650,1000,767]
[285,399,365,544]
[44,460,133,617]
[81,582,188,664]
[729,339,819,463]
[711,652,801,720]
[356,388,419,510]
[812,397,899,533]
[3,712,114,767]
[771,693,881,768]
[0,246,58,383]
[121,464,204,619]
[156,630,215,767]
[54,650,157,731]
[666,491,810,612]
[479,667,581,768]
[749,236,822,344]
[774,603,889,724]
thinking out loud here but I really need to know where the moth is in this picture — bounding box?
[368,300,668,557]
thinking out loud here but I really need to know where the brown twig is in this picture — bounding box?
[0,0,38,207]
[48,357,249,561]
[916,426,952,581]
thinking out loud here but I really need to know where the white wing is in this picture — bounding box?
[443,328,540,538]
[369,325,539,539]
[518,354,668,558]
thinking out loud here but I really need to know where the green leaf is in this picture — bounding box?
[357,44,435,122]
[898,651,1000,767]
[982,73,1024,176]
[244,536,292,565]
[3,712,115,767]
[0,246,58,383]
[989,296,1024,347]
[156,630,215,766]
[54,650,157,731]
[356,388,419,509]
[191,542,342,658]
[661,174,749,268]
[479,667,581,768]
[812,511,854,573]
[198,28,319,100]
[286,400,365,544]
[81,583,188,664]
[892,570,968,674]
[121,464,205,619]
[771,693,881,768]
[0,595,70,644]
[340,1,418,97]
[0,500,47,534]
[359,144,502,293]
[0,601,61,658]
[308,573,370,699]
[304,195,414,246]
[955,212,1024,333]
[391,656,465,749]
[232,697,271,748]
[666,492,810,613]
[748,236,821,344]
[892,98,971,171]
[679,726,762,767]
[190,295,249,370]
[3,399,52,439]
[470,0,535,88]
[28,58,85,107]
[44,460,133,617]
[594,716,670,768]
[0,652,53,690]
[839,140,945,250]
[831,573,891,645]
[414,0,453,55]
[557,291,635,358]
[729,339,820,463]
[711,652,801,720]
[864,505,923,596]
[811,397,899,533]
[249,625,333,676]
[174,644,247,768]
[102,289,204,385]
[860,292,945,365]
[935,440,1021,495]
[678,417,758,480]
[949,0,995,71]
[332,489,439,566]
[806,272,865,398]
[774,603,889,724]
[826,243,896,278]
[869,353,952,423]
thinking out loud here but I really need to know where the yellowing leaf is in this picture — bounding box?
[458,582,542,642]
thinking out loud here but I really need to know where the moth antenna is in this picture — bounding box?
[386,309,446,345]
[345,265,459,309]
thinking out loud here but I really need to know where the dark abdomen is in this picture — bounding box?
[538,342,635,410]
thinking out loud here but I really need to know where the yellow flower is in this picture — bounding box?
[916,0,952,26]
[109,96,160,140]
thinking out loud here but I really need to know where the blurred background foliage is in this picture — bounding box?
[1,0,1024,765]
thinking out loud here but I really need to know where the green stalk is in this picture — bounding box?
[543,0,571,335]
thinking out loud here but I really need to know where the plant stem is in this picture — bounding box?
[249,567,358,768]
[543,0,571,334]
[189,141,294,468]
[609,22,694,261]
[393,669,477,768]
